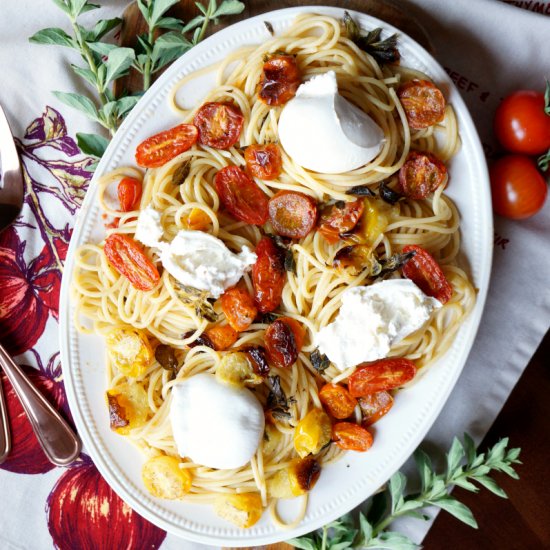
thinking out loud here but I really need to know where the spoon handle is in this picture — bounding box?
[0,374,10,464]
[0,344,81,466]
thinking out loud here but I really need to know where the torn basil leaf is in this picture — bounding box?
[310,349,330,373]
[346,184,376,197]
[379,180,403,204]
[155,344,179,371]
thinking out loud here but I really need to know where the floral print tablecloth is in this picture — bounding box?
[1,1,549,549]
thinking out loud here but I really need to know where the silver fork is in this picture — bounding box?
[0,103,81,466]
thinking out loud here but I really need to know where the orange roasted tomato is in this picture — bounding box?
[252,236,286,313]
[258,54,301,106]
[220,286,258,332]
[397,79,446,130]
[332,422,373,452]
[104,234,160,291]
[398,151,447,200]
[402,244,452,303]
[215,166,269,225]
[193,101,244,150]
[245,143,283,180]
[205,324,239,351]
[268,191,318,239]
[317,199,364,244]
[319,383,357,420]
[348,359,417,397]
[117,177,142,212]
[135,123,198,168]
[358,391,394,426]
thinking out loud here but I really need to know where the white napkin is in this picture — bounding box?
[0,1,548,549]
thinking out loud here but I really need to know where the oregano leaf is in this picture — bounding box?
[103,47,136,86]
[150,0,181,28]
[51,0,72,16]
[53,91,99,121]
[115,96,140,118]
[70,65,97,87]
[453,477,479,492]
[463,432,476,466]
[156,16,185,31]
[29,27,75,48]
[446,437,465,479]
[474,476,507,498]
[151,32,193,70]
[389,471,406,514]
[89,17,122,41]
[213,0,245,17]
[414,448,432,492]
[181,14,205,33]
[286,537,321,550]
[87,41,117,57]
[368,531,419,550]
[432,497,478,528]
[544,80,550,115]
[76,132,109,158]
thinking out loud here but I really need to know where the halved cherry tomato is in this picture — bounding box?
[278,316,306,352]
[117,177,142,212]
[402,244,452,303]
[398,151,447,199]
[104,234,160,291]
[135,123,198,168]
[193,102,244,150]
[245,144,283,180]
[332,422,373,452]
[494,89,550,155]
[258,54,301,106]
[241,345,270,377]
[265,318,300,369]
[319,383,357,420]
[183,208,211,230]
[268,191,318,239]
[252,236,286,313]
[348,358,417,397]
[215,166,269,225]
[317,199,364,244]
[358,391,394,426]
[397,79,446,130]
[220,286,258,332]
[489,155,548,219]
[205,324,239,351]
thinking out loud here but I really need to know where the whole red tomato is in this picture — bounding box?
[494,89,550,155]
[490,155,547,219]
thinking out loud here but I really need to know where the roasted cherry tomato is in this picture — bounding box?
[494,89,550,155]
[265,318,301,369]
[397,79,446,130]
[332,422,373,452]
[245,143,283,180]
[489,155,548,219]
[319,383,357,420]
[348,358,417,397]
[358,391,394,426]
[398,151,447,199]
[294,408,332,458]
[268,190,318,239]
[252,236,286,313]
[317,199,364,244]
[205,324,239,351]
[258,54,301,106]
[215,166,269,225]
[135,123,198,168]
[117,177,142,212]
[332,244,375,276]
[104,234,160,291]
[220,286,258,332]
[402,244,452,303]
[142,456,192,499]
[193,101,244,149]
[183,208,211,230]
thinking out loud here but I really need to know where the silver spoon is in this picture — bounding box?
[0,103,81,466]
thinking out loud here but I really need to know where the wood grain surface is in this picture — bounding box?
[116,3,550,548]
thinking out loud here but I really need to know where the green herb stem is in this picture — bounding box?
[142,26,156,91]
[70,18,117,135]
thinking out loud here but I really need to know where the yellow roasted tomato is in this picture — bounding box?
[106,382,149,435]
[142,455,193,499]
[215,352,262,388]
[267,457,321,499]
[106,327,154,378]
[293,408,332,458]
[213,493,263,528]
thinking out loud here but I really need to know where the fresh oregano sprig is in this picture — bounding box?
[537,80,550,172]
[288,434,522,550]
[29,0,244,162]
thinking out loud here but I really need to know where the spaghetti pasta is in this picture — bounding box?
[71,12,475,527]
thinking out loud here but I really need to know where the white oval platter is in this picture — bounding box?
[59,5,493,546]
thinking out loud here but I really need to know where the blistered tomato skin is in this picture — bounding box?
[135,123,198,168]
[494,90,550,155]
[358,391,394,426]
[245,144,283,180]
[268,191,318,239]
[317,199,364,243]
[489,155,548,219]
[397,79,446,130]
[258,55,301,106]
[220,286,258,332]
[348,358,417,397]
[265,319,298,369]
[402,244,452,303]
[319,383,357,420]
[332,422,373,452]
[215,166,269,225]
[252,237,286,313]
[117,177,142,212]
[193,102,244,149]
[398,151,447,200]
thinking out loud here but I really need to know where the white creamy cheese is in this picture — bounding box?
[314,279,441,371]
[159,231,256,299]
[134,207,256,298]
[278,71,384,173]
[134,205,164,248]
[170,373,265,469]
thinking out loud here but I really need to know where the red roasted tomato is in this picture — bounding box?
[193,102,244,149]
